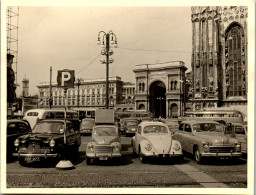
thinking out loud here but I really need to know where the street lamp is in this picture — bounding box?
[156,97,164,118]
[76,78,81,108]
[97,30,118,109]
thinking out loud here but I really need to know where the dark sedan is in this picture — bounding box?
[13,119,81,166]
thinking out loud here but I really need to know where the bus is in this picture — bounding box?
[71,108,96,120]
[23,109,79,129]
[178,110,244,125]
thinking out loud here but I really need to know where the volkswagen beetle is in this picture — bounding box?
[132,121,182,163]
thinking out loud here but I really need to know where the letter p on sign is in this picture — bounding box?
[57,69,75,88]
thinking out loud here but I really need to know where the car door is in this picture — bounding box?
[173,123,185,150]
[182,124,193,153]
[234,125,247,153]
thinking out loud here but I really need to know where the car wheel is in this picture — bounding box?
[194,148,203,164]
[86,157,93,165]
[19,158,26,166]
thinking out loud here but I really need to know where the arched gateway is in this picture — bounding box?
[149,81,166,118]
[133,61,187,118]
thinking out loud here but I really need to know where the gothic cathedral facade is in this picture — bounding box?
[190,6,248,113]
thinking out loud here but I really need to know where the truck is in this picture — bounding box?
[86,109,122,165]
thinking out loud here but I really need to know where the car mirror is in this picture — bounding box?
[60,129,64,134]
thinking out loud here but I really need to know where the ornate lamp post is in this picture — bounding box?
[97,30,118,109]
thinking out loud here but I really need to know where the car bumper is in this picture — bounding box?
[201,152,243,157]
[86,153,121,159]
[13,151,58,158]
[125,130,137,134]
[143,153,183,158]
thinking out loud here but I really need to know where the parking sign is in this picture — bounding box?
[57,69,75,88]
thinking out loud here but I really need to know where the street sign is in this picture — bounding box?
[57,69,75,88]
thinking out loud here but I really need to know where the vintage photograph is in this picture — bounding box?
[1,0,254,194]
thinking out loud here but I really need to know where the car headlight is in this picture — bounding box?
[14,139,20,147]
[172,142,180,151]
[145,143,152,151]
[49,139,55,147]
[203,141,209,149]
[112,144,119,151]
[235,142,241,151]
[87,144,94,151]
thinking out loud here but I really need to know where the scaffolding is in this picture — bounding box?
[7,7,19,86]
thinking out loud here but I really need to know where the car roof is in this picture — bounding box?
[180,120,220,125]
[139,121,167,127]
[7,119,28,124]
[82,118,95,121]
[38,119,72,123]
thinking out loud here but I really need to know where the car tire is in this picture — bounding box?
[139,147,146,163]
[86,157,93,165]
[19,158,26,166]
[194,148,203,164]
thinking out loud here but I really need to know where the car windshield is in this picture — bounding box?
[33,122,63,134]
[93,127,117,136]
[143,125,168,134]
[127,121,138,126]
[81,120,94,128]
[192,123,223,132]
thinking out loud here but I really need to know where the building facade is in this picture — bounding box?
[133,61,187,118]
[38,77,123,109]
[37,76,135,110]
[190,6,248,114]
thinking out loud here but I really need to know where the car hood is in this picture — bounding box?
[92,135,120,145]
[18,133,62,142]
[144,134,172,153]
[195,132,238,145]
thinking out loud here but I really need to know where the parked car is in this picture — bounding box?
[80,118,95,135]
[13,119,81,166]
[123,118,139,136]
[7,119,31,159]
[173,120,243,164]
[132,121,182,163]
[230,122,247,154]
[86,124,121,165]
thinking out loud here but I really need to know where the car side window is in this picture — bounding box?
[17,123,29,133]
[179,124,184,131]
[7,123,16,135]
[185,124,192,133]
[235,126,245,135]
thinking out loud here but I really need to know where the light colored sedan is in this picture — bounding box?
[173,120,243,164]
[132,121,182,163]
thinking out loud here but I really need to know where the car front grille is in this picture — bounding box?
[27,143,41,153]
[95,145,112,153]
[209,146,235,153]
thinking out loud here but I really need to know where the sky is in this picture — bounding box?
[10,6,192,96]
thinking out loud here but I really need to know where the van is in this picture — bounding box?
[23,109,79,129]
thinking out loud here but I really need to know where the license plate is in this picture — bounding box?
[99,157,108,160]
[24,157,40,162]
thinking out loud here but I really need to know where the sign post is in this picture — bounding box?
[56,69,75,169]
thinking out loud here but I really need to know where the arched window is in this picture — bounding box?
[139,83,142,92]
[226,25,244,97]
[170,81,173,90]
[174,81,177,90]
[142,83,145,91]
